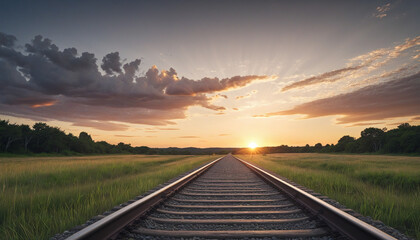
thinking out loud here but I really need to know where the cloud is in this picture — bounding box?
[0,32,271,130]
[72,121,130,131]
[178,136,200,138]
[114,135,136,137]
[0,32,17,47]
[258,72,420,124]
[281,36,420,91]
[236,90,258,100]
[166,75,275,95]
[373,3,391,19]
[101,52,122,74]
[282,66,362,91]
[349,65,419,88]
[347,122,385,127]
[218,134,230,136]
[156,127,179,130]
[211,94,228,99]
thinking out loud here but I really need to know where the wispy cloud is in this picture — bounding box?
[257,72,420,124]
[166,75,275,95]
[218,133,231,136]
[178,136,200,138]
[281,36,420,92]
[236,90,258,100]
[156,127,180,130]
[114,135,136,137]
[72,121,130,131]
[347,122,385,127]
[282,66,362,92]
[373,3,391,19]
[349,64,419,88]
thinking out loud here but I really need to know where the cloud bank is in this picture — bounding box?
[0,32,271,130]
[258,72,420,124]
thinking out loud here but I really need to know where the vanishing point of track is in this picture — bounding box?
[66,154,397,240]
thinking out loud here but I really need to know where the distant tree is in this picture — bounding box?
[78,132,95,153]
[335,135,356,152]
[359,127,385,152]
[398,123,411,130]
[345,141,359,153]
[0,121,22,152]
[20,124,33,152]
[79,132,93,142]
[314,143,323,152]
[32,122,48,152]
[400,130,420,153]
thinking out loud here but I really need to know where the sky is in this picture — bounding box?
[0,0,419,148]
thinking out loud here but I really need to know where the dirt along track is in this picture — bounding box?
[117,154,337,239]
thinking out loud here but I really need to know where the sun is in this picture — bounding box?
[248,142,258,149]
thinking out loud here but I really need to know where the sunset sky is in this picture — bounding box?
[1,0,419,147]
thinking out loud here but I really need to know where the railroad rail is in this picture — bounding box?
[66,154,397,240]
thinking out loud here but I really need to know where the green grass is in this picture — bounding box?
[239,153,420,239]
[0,154,218,240]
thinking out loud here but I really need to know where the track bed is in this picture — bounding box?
[118,155,337,239]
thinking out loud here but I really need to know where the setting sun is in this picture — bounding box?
[248,142,258,149]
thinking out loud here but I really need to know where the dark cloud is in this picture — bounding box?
[0,32,17,47]
[0,32,270,130]
[258,72,420,124]
[101,52,122,75]
[178,136,200,138]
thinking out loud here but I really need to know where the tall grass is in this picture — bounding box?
[0,155,217,240]
[239,153,420,239]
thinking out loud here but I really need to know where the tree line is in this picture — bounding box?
[256,123,420,154]
[0,120,150,155]
[0,119,419,155]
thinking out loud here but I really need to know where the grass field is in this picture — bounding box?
[239,153,420,239]
[0,154,217,240]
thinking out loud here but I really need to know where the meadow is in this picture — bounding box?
[239,153,420,239]
[0,155,217,240]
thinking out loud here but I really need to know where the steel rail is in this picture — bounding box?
[234,155,397,240]
[65,156,223,240]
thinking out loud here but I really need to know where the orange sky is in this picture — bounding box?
[1,1,419,147]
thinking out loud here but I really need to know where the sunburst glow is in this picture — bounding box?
[248,142,258,149]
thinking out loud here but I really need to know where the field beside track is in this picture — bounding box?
[0,155,217,240]
[239,153,420,239]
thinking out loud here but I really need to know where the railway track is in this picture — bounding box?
[65,154,397,240]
